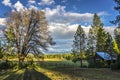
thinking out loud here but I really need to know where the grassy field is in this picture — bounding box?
[0,59,120,80]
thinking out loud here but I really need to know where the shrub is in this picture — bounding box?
[87,59,96,68]
[111,62,120,70]
[0,60,17,69]
[0,54,3,59]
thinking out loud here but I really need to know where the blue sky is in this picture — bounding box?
[0,0,117,26]
[0,0,118,53]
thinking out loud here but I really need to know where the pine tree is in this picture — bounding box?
[88,13,114,54]
[111,0,120,67]
[114,27,120,49]
[88,13,104,53]
[87,28,96,55]
[72,25,86,67]
[104,32,114,53]
[92,13,103,27]
[96,27,108,52]
[114,27,120,62]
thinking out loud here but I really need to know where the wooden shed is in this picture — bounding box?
[95,52,116,65]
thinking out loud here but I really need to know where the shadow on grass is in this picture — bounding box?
[39,61,89,79]
[39,61,120,80]
[23,68,51,80]
[3,70,23,80]
[3,68,51,80]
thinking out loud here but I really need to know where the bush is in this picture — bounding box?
[87,58,109,68]
[18,60,35,69]
[87,58,96,68]
[0,54,3,59]
[111,62,120,70]
[0,60,17,69]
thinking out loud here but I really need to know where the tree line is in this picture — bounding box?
[72,0,120,69]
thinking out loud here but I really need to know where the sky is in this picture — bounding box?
[0,0,118,53]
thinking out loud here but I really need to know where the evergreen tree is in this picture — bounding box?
[88,13,113,53]
[96,27,108,52]
[87,28,96,55]
[111,0,120,64]
[114,27,120,49]
[114,27,120,62]
[72,25,86,67]
[0,39,5,59]
[92,13,103,27]
[104,32,114,53]
[89,13,104,53]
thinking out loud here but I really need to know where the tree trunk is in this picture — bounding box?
[18,54,25,69]
[80,59,82,68]
[117,54,120,63]
[116,54,120,69]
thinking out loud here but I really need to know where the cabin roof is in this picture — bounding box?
[96,52,116,60]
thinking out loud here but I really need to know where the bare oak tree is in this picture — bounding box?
[5,9,53,68]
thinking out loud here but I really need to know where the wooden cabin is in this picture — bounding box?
[94,52,116,65]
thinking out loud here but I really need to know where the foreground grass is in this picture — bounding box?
[0,60,120,80]
[38,60,120,80]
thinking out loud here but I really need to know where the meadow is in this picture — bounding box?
[0,57,120,80]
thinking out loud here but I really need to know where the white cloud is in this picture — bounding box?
[46,39,73,53]
[62,0,67,3]
[98,11,110,16]
[49,23,77,39]
[0,18,6,38]
[44,5,108,24]
[49,22,115,39]
[104,26,115,35]
[38,0,54,5]
[2,0,12,7]
[47,23,115,53]
[27,0,38,10]
[0,18,6,26]
[49,23,91,39]
[28,0,36,4]
[13,1,25,11]
[2,0,27,12]
[29,5,38,10]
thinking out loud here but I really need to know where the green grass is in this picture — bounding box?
[39,60,88,68]
[0,69,24,80]
[0,59,120,80]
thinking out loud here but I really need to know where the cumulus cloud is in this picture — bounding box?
[13,1,25,11]
[62,0,67,3]
[28,0,36,4]
[104,26,115,35]
[2,0,12,7]
[45,39,73,53]
[0,1,114,53]
[38,0,54,5]
[29,5,38,10]
[44,5,108,24]
[49,23,78,39]
[0,18,6,38]
[2,0,26,11]
[49,23,90,39]
[47,23,115,53]
[0,18,6,26]
[98,11,110,16]
[49,22,115,39]
[27,0,39,10]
